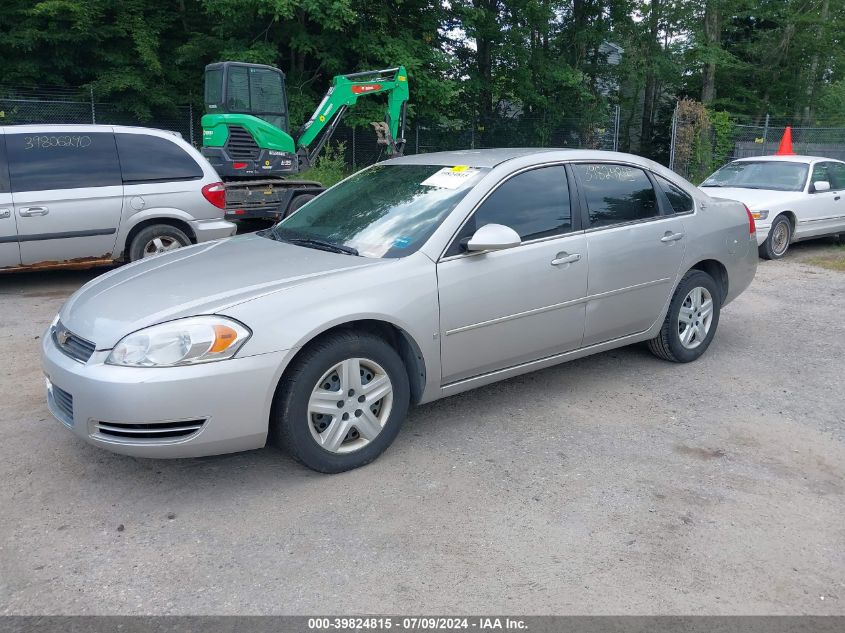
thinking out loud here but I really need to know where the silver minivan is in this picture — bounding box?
[0,125,236,271]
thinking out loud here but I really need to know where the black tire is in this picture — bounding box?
[270,330,410,473]
[759,214,792,260]
[285,194,316,217]
[648,270,721,363]
[128,224,191,262]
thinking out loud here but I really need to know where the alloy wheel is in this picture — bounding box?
[142,236,183,258]
[678,286,714,350]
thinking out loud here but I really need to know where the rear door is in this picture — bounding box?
[0,131,21,268]
[572,163,687,347]
[7,129,123,265]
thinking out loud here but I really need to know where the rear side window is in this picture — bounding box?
[0,136,9,193]
[6,132,121,192]
[573,163,659,228]
[446,166,572,256]
[115,133,203,183]
[655,175,694,214]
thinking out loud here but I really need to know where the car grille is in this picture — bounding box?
[224,125,260,160]
[93,419,206,442]
[51,384,74,426]
[53,322,96,363]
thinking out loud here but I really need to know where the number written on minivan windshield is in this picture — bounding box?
[23,135,92,150]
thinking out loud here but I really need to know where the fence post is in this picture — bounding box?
[415,125,419,154]
[762,113,770,155]
[351,127,356,170]
[613,104,620,152]
[669,102,678,172]
[90,87,96,124]
[188,103,194,146]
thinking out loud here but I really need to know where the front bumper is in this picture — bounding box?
[754,223,771,246]
[190,218,237,243]
[41,330,291,458]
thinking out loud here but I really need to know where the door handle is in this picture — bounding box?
[0,208,10,219]
[835,196,841,201]
[660,231,684,243]
[19,206,49,217]
[551,253,581,266]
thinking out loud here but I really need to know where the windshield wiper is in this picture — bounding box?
[286,237,359,256]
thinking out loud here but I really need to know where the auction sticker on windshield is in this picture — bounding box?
[421,165,481,189]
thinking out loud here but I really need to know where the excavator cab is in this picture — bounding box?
[204,62,290,132]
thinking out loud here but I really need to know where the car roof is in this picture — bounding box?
[384,148,560,168]
[0,123,183,138]
[384,148,664,169]
[733,155,844,164]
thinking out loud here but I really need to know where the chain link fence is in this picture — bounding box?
[669,101,845,183]
[0,86,197,144]
[337,106,621,169]
[1,86,620,171]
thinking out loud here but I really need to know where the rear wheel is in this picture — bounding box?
[648,270,721,363]
[759,214,792,260]
[128,225,191,262]
[270,331,410,473]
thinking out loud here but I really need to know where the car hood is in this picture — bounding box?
[59,233,385,349]
[700,186,802,209]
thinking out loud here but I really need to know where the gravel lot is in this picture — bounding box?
[1,240,843,615]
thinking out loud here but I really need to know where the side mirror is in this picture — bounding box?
[813,180,831,192]
[466,223,521,252]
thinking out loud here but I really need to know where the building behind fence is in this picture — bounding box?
[669,101,845,183]
[1,86,620,172]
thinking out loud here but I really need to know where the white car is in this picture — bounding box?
[700,155,845,259]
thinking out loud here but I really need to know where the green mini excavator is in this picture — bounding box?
[201,62,409,219]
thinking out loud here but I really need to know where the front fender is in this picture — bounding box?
[222,252,443,403]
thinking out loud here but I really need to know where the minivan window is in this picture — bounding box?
[655,175,694,214]
[446,165,572,256]
[115,133,203,183]
[573,163,659,228]
[0,135,9,194]
[6,132,121,192]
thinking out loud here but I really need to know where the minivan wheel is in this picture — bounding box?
[647,270,721,363]
[129,225,191,261]
[270,331,410,473]
[759,214,791,260]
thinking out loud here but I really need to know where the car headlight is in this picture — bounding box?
[750,210,769,220]
[106,316,251,367]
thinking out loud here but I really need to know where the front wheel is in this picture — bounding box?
[648,270,721,363]
[759,214,792,260]
[270,331,410,473]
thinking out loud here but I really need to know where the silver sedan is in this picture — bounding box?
[42,149,758,472]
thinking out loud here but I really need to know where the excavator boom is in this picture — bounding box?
[297,66,409,162]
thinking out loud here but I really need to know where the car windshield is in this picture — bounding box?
[701,161,808,192]
[268,163,488,258]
